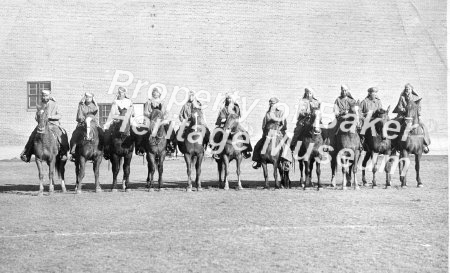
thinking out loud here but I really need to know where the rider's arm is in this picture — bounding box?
[143,101,151,119]
[49,103,62,121]
[76,104,85,123]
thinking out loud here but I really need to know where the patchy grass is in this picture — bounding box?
[0,155,447,272]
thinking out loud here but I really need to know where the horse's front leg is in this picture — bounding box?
[371,152,379,188]
[315,161,321,190]
[36,159,44,196]
[223,155,230,190]
[147,153,156,191]
[58,158,67,193]
[384,154,393,189]
[195,154,203,191]
[299,160,305,189]
[217,159,223,189]
[236,155,243,190]
[111,155,120,192]
[76,157,86,194]
[274,161,280,189]
[122,154,132,192]
[158,152,166,190]
[330,154,337,188]
[353,150,360,190]
[305,160,312,188]
[415,153,422,187]
[48,160,55,194]
[93,156,102,193]
[399,150,409,188]
[185,154,192,192]
[361,151,371,186]
[262,163,269,189]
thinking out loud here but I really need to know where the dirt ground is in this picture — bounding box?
[0,155,447,272]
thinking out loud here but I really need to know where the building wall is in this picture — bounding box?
[0,0,446,149]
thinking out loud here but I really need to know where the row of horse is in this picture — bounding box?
[30,98,425,195]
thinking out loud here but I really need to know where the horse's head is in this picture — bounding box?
[148,109,166,139]
[347,99,361,127]
[83,116,97,141]
[311,109,322,135]
[405,98,421,127]
[188,108,205,132]
[373,106,390,139]
[36,108,49,134]
[223,113,240,134]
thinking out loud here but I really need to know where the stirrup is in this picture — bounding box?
[243,151,251,159]
[212,154,220,160]
[70,154,76,162]
[423,145,429,154]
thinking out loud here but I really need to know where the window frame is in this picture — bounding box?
[27,81,51,110]
[98,103,112,127]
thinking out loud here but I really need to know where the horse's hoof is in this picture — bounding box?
[125,188,131,193]
[354,186,360,191]
[385,185,391,189]
[111,188,118,193]
[186,188,192,192]
[95,188,102,193]
[236,186,244,191]
[263,186,270,190]
[317,187,322,191]
[372,184,378,189]
[148,188,154,192]
[417,184,423,188]
[342,187,347,191]
[197,188,203,192]
[37,191,44,197]
[223,187,229,191]
[401,185,408,189]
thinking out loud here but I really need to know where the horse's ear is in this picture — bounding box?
[415,98,422,104]
[386,105,391,113]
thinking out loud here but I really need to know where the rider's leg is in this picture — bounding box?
[252,137,264,169]
[20,127,38,162]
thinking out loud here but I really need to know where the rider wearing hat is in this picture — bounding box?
[69,92,101,161]
[103,87,134,160]
[252,97,287,169]
[359,87,383,143]
[211,92,252,159]
[290,87,321,151]
[20,89,69,162]
[393,83,430,153]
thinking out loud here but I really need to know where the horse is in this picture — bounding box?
[214,113,251,190]
[34,107,67,195]
[257,121,289,189]
[176,108,210,191]
[138,109,176,191]
[392,99,425,188]
[334,100,362,190]
[294,109,324,190]
[361,106,395,188]
[107,107,135,192]
[73,116,104,194]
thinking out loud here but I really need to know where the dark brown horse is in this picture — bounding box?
[107,107,135,192]
[74,116,104,194]
[176,108,210,191]
[214,113,251,190]
[392,99,425,188]
[361,106,395,188]
[138,109,176,191]
[335,100,362,190]
[34,107,67,195]
[258,121,289,189]
[294,109,324,190]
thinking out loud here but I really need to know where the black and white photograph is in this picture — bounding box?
[0,0,447,272]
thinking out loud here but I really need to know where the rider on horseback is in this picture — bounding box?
[392,83,430,153]
[359,87,383,145]
[290,87,321,151]
[252,97,287,169]
[333,84,357,134]
[211,93,252,159]
[20,90,69,162]
[69,92,102,162]
[136,87,169,156]
[103,87,134,160]
[178,90,210,147]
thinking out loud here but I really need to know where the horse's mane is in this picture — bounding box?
[188,108,206,126]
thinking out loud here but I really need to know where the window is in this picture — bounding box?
[98,103,112,126]
[27,81,51,109]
